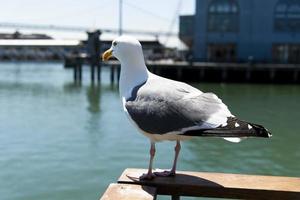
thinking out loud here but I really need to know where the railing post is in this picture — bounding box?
[110,66,115,85]
[171,195,180,200]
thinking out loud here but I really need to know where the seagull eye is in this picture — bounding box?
[113,41,117,46]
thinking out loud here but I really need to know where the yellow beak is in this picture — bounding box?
[102,48,113,61]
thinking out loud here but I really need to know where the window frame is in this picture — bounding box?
[207,0,240,33]
[274,0,300,32]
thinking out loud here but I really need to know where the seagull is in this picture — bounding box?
[102,36,272,180]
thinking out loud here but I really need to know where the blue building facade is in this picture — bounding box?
[180,0,300,63]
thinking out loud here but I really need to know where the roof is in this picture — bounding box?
[0,31,52,40]
[101,40,163,46]
[81,39,164,47]
[0,39,81,47]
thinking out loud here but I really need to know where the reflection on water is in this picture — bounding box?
[0,62,299,200]
[86,84,101,113]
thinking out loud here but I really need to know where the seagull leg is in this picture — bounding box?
[154,140,181,177]
[171,140,181,174]
[140,142,156,180]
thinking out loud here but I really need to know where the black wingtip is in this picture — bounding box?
[263,128,272,138]
[182,117,272,138]
[258,127,272,138]
[250,123,272,138]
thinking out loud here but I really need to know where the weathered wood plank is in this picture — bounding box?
[100,183,157,200]
[118,168,300,200]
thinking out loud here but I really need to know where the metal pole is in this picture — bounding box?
[119,0,123,35]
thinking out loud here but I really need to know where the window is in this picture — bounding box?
[207,43,237,62]
[207,0,239,32]
[272,44,300,63]
[274,0,300,32]
[179,15,194,48]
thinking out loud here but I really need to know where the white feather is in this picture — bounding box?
[223,137,245,143]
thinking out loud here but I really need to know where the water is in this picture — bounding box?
[0,62,299,200]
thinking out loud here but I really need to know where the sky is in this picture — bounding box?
[0,0,195,47]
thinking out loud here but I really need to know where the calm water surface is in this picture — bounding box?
[0,62,299,200]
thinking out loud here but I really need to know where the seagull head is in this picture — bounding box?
[102,36,145,66]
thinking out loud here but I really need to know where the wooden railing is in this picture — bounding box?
[100,168,300,200]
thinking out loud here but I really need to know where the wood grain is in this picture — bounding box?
[100,183,157,200]
[118,168,300,200]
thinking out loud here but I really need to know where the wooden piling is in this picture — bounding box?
[86,30,101,84]
[78,63,82,82]
[293,69,299,83]
[97,64,101,82]
[77,56,82,82]
[177,68,183,80]
[199,67,205,80]
[117,66,121,83]
[246,67,252,81]
[110,66,115,85]
[222,68,227,81]
[270,69,276,81]
[73,64,78,82]
[91,65,95,83]
[73,56,82,83]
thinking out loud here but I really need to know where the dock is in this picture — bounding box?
[66,58,300,84]
[100,168,300,200]
[105,60,300,84]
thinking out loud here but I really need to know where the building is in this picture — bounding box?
[0,32,169,61]
[180,0,300,63]
[0,31,52,40]
[0,39,81,61]
[0,31,81,60]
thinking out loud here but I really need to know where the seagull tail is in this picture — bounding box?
[182,117,272,138]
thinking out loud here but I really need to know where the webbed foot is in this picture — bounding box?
[139,172,156,180]
[154,170,175,177]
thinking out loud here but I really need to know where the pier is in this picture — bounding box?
[104,61,300,84]
[101,168,300,200]
[68,60,300,84]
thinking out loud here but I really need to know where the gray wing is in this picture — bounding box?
[125,77,231,134]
